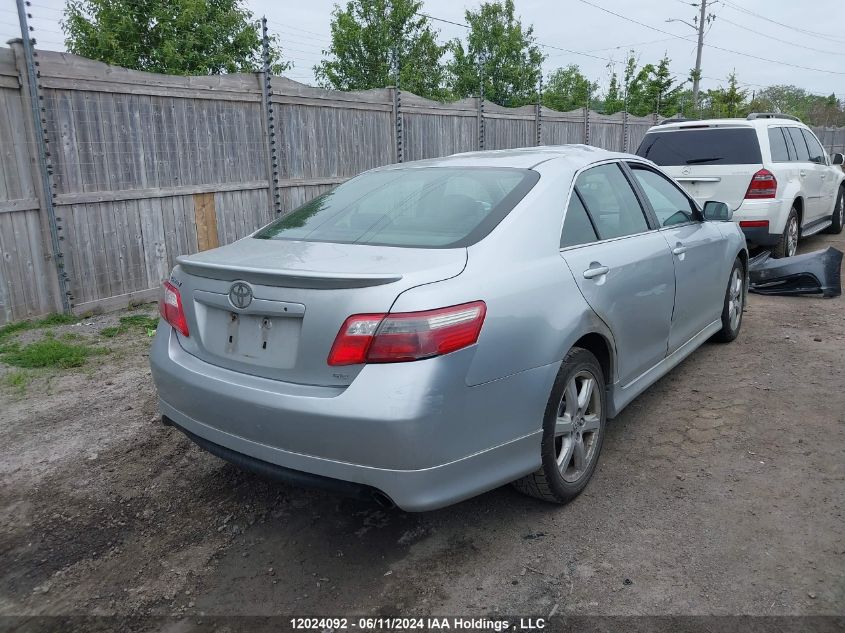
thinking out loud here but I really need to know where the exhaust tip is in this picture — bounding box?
[371,490,396,509]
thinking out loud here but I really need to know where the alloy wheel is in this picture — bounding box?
[787,217,799,258]
[555,370,602,483]
[728,267,743,331]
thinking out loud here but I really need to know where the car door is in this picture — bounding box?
[627,162,726,354]
[785,126,824,221]
[802,129,838,218]
[560,162,676,386]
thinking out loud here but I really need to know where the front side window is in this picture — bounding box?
[768,127,791,162]
[802,129,826,164]
[254,167,538,248]
[574,163,650,239]
[786,127,811,162]
[560,192,598,248]
[630,166,697,227]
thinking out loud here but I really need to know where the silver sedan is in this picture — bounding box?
[150,145,747,511]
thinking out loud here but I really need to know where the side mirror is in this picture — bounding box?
[832,153,844,166]
[703,201,732,222]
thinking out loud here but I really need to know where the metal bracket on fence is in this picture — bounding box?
[535,75,542,147]
[15,0,71,313]
[478,52,486,150]
[261,17,282,215]
[391,50,403,163]
[622,109,630,153]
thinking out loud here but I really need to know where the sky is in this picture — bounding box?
[1,0,844,99]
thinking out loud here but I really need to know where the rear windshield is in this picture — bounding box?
[636,128,762,166]
[254,167,538,248]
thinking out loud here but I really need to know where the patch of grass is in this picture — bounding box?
[119,315,159,330]
[100,315,158,339]
[0,320,31,343]
[3,369,30,394]
[0,339,106,369]
[0,312,80,344]
[0,340,20,354]
[38,313,80,327]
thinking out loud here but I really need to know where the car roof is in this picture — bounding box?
[376,144,635,170]
[649,117,807,132]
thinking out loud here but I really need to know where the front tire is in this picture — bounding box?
[512,347,607,504]
[713,257,745,343]
[825,186,843,234]
[772,207,799,258]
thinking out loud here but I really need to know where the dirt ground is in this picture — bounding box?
[1,232,843,622]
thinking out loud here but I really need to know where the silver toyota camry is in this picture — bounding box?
[150,145,747,511]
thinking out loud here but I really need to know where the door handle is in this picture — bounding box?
[583,265,609,279]
[672,245,687,256]
[800,170,806,178]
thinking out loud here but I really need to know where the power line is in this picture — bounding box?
[716,15,845,57]
[574,0,845,76]
[720,0,845,44]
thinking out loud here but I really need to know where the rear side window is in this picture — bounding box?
[254,167,538,248]
[768,127,791,162]
[575,163,650,239]
[786,127,810,161]
[802,130,826,164]
[636,128,762,166]
[560,193,598,248]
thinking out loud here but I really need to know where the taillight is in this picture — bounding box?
[159,281,189,337]
[327,301,486,366]
[745,169,777,199]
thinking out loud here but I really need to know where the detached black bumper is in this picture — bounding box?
[749,247,843,298]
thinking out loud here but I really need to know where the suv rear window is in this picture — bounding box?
[255,167,538,248]
[636,128,762,166]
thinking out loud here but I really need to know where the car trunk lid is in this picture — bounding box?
[172,238,467,387]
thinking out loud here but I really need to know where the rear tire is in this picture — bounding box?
[824,187,844,234]
[713,257,745,343]
[772,207,799,258]
[512,347,606,504]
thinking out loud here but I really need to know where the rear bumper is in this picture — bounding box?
[739,225,781,247]
[733,199,787,247]
[150,326,554,511]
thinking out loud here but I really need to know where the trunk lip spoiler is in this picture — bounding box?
[175,257,403,288]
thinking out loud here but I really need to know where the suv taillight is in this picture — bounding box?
[745,169,777,199]
[159,281,189,337]
[327,301,486,366]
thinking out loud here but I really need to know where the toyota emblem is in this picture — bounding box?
[228,282,253,309]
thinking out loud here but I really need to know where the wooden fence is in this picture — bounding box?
[0,45,843,323]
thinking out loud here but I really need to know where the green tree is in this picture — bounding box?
[315,0,447,99]
[602,70,624,114]
[642,55,684,117]
[447,0,545,106]
[543,64,598,112]
[705,72,748,118]
[63,0,288,75]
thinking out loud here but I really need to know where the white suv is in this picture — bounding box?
[636,113,845,257]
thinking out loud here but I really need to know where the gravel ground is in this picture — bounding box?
[1,232,843,620]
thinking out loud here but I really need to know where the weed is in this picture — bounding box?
[3,370,30,394]
[38,313,80,327]
[119,315,159,330]
[100,315,158,338]
[0,313,80,344]
[0,339,106,369]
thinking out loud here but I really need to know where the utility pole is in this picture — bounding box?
[691,0,707,112]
